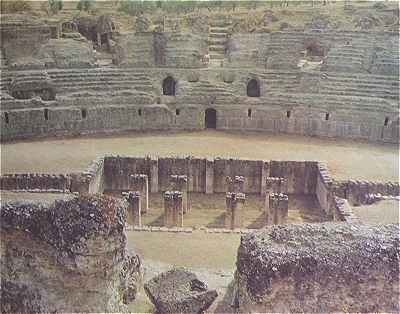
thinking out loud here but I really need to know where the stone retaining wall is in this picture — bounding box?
[333,179,400,206]
[103,156,318,195]
[0,173,70,192]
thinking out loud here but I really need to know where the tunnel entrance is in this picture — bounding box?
[205,108,217,129]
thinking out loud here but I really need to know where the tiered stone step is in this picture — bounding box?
[208,16,231,66]
[163,33,205,67]
[0,72,12,100]
[320,72,399,100]
[178,80,235,98]
[258,71,301,93]
[47,68,156,98]
[266,32,304,68]
[323,45,367,72]
[270,92,396,113]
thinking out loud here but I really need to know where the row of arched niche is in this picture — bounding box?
[162,76,260,97]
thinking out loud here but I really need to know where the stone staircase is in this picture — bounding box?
[208,16,231,66]
[320,72,399,101]
[47,68,156,101]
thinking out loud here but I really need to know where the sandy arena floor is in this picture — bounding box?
[1,130,398,181]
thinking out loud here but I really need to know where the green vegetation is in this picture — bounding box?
[77,0,96,12]
[48,0,63,15]
[118,0,156,16]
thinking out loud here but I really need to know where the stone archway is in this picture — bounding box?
[205,108,217,129]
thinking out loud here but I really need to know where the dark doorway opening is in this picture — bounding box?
[247,79,260,97]
[205,108,217,129]
[162,76,176,96]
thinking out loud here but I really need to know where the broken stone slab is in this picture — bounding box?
[144,268,218,314]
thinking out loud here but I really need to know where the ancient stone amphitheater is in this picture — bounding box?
[0,1,399,313]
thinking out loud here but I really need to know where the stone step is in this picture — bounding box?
[321,90,397,100]
[208,37,227,44]
[209,26,229,32]
[322,86,398,97]
[324,72,398,81]
[209,46,225,53]
[54,81,154,90]
[327,55,364,62]
[323,78,399,88]
[208,32,228,39]
[57,83,154,91]
[209,54,224,60]
[49,73,151,81]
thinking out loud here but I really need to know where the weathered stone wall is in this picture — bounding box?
[315,163,334,215]
[0,195,142,313]
[0,28,398,143]
[334,179,400,206]
[235,223,399,313]
[0,173,70,192]
[1,65,398,143]
[114,32,207,68]
[102,156,318,195]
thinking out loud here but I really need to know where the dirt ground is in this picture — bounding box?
[1,130,398,182]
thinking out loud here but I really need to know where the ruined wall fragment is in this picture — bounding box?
[0,194,141,313]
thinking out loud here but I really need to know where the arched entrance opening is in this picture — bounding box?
[247,79,260,97]
[205,108,217,129]
[162,76,176,96]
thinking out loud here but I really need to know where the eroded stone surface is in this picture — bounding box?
[144,268,218,313]
[0,194,142,313]
[235,223,399,313]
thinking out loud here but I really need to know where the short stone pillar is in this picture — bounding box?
[225,192,246,230]
[129,174,149,213]
[164,191,183,228]
[149,157,159,193]
[267,193,289,225]
[170,175,189,213]
[123,191,141,227]
[264,177,287,211]
[226,176,245,193]
[205,159,214,194]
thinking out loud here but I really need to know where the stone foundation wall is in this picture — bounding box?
[315,163,334,215]
[334,179,400,206]
[102,156,319,195]
[0,173,70,192]
[0,195,142,313]
[235,223,399,313]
